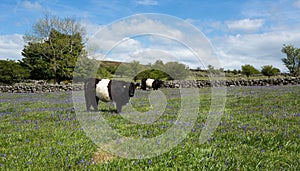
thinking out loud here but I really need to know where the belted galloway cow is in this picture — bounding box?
[84,78,136,112]
[141,78,162,90]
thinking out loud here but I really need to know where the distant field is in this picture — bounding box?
[0,86,299,170]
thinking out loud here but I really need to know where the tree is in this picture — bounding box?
[21,13,86,84]
[114,61,145,80]
[136,69,151,80]
[0,60,30,85]
[152,60,165,70]
[164,61,189,80]
[114,63,129,78]
[23,13,86,43]
[261,65,280,78]
[21,42,51,80]
[241,64,260,78]
[127,61,144,81]
[150,60,169,79]
[97,65,112,78]
[281,44,300,76]
[232,69,238,75]
[135,68,168,80]
[207,64,224,75]
[73,53,98,83]
[48,30,84,83]
[207,64,215,75]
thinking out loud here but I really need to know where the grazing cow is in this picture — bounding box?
[141,78,162,90]
[84,78,136,112]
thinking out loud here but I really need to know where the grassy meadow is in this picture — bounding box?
[0,85,299,170]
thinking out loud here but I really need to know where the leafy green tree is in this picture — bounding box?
[23,13,85,43]
[241,64,260,78]
[207,64,223,75]
[164,61,189,80]
[136,60,189,80]
[114,60,189,80]
[115,63,129,78]
[21,42,51,80]
[0,60,30,85]
[126,61,144,81]
[73,53,98,83]
[136,68,168,80]
[97,66,112,78]
[152,60,165,70]
[150,60,169,79]
[281,44,300,76]
[207,64,215,75]
[106,65,118,75]
[149,69,167,79]
[48,30,84,83]
[261,65,280,78]
[232,69,238,75]
[136,69,151,80]
[21,13,86,84]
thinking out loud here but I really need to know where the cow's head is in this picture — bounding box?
[153,79,162,88]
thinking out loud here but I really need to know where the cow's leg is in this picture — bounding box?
[91,96,99,111]
[86,99,91,111]
[116,103,122,113]
[85,96,90,111]
[95,96,100,111]
[85,92,92,111]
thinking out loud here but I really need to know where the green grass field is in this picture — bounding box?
[0,85,299,170]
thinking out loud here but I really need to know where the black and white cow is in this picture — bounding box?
[141,78,162,90]
[84,78,136,112]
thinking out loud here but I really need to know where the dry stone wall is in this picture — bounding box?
[162,77,300,88]
[0,77,299,93]
[0,84,83,93]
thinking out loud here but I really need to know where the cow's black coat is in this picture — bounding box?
[84,78,135,112]
[141,78,162,90]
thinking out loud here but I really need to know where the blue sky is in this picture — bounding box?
[1,0,300,71]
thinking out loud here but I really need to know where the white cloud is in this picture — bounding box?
[87,16,184,55]
[22,1,42,10]
[226,18,265,32]
[108,38,143,56]
[293,0,300,8]
[80,20,104,37]
[212,27,300,71]
[87,15,221,70]
[0,34,24,60]
[135,0,158,6]
[103,35,210,69]
[130,47,200,68]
